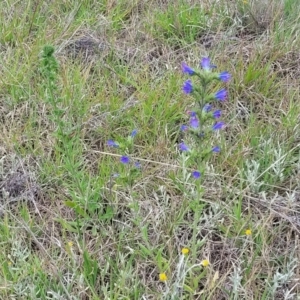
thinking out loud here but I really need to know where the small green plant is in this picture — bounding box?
[41,46,99,219]
[159,247,211,299]
[106,129,141,188]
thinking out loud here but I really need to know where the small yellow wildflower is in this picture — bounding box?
[159,272,167,282]
[66,241,75,256]
[201,259,210,267]
[181,247,189,255]
[245,229,252,236]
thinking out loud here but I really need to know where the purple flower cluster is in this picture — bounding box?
[180,109,224,133]
[181,57,230,95]
[179,57,231,178]
[107,129,140,168]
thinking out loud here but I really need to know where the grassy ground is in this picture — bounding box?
[1,0,300,299]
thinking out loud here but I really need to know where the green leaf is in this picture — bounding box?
[98,206,114,221]
[64,200,88,218]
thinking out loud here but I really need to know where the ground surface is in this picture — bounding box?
[1,0,300,299]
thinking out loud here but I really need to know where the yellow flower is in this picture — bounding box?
[159,273,167,281]
[201,259,210,267]
[67,241,74,247]
[181,248,189,255]
[245,229,252,236]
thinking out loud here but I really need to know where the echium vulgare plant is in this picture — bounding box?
[107,129,141,188]
[158,58,231,299]
[179,57,231,181]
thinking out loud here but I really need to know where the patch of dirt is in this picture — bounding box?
[58,31,109,65]
[272,51,300,80]
[65,36,106,60]
[1,171,37,197]
[0,155,42,215]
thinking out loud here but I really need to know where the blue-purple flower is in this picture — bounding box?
[182,63,195,75]
[179,142,189,152]
[134,161,141,168]
[212,122,225,131]
[180,125,188,131]
[192,171,201,179]
[131,129,138,137]
[182,79,193,94]
[201,57,211,71]
[213,110,222,119]
[107,140,119,148]
[120,156,130,164]
[203,104,212,113]
[200,57,217,71]
[215,89,227,101]
[190,116,199,128]
[188,111,197,117]
[212,146,220,153]
[218,72,231,82]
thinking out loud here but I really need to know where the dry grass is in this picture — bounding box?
[1,0,300,299]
